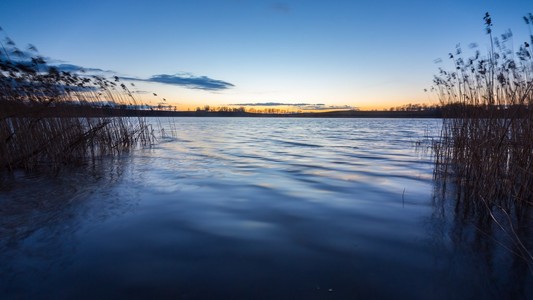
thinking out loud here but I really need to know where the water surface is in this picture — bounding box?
[1,118,531,299]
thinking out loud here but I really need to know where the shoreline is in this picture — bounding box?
[16,107,441,118]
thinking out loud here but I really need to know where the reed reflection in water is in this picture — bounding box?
[0,118,531,299]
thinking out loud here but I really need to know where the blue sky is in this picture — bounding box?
[0,0,531,109]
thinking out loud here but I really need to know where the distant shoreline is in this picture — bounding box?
[4,105,442,118]
[100,109,442,118]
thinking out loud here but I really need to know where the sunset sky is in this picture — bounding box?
[0,0,531,110]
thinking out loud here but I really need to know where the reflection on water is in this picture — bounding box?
[0,118,531,299]
[0,158,135,297]
[430,185,533,299]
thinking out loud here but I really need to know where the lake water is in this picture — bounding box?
[1,118,531,299]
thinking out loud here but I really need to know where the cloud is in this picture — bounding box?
[300,105,357,111]
[54,63,109,73]
[270,2,290,13]
[229,102,357,110]
[0,49,110,75]
[0,37,231,91]
[231,102,312,106]
[5,79,99,96]
[121,73,234,91]
[0,33,110,75]
[131,90,152,94]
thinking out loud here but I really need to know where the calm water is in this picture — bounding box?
[1,118,531,299]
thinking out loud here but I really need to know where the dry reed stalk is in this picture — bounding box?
[0,31,153,171]
[432,13,533,268]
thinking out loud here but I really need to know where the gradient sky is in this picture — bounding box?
[0,0,531,110]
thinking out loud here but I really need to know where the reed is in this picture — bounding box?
[0,32,153,171]
[432,13,533,266]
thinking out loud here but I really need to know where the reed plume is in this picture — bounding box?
[432,13,533,267]
[0,31,153,171]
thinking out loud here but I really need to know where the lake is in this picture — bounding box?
[1,118,531,299]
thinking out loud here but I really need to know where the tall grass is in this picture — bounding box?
[432,13,533,266]
[0,31,153,171]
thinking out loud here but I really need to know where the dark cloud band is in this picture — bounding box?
[121,74,234,91]
[230,102,356,110]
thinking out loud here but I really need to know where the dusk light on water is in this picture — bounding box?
[1,1,532,299]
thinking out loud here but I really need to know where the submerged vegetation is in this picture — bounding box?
[0,30,153,171]
[432,13,533,268]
